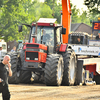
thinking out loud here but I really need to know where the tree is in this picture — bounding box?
[84,0,100,25]
[0,0,55,42]
[53,3,62,24]
[44,0,57,9]
[79,10,91,25]
[0,0,35,42]
[71,3,81,23]
[0,0,4,7]
[0,0,94,42]
[84,0,100,13]
[29,1,53,21]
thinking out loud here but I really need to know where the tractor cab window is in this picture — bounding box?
[69,35,83,44]
[41,29,54,46]
[31,26,54,46]
[17,42,23,51]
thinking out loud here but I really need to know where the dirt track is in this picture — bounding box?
[0,83,100,100]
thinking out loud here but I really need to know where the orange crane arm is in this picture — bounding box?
[62,0,71,43]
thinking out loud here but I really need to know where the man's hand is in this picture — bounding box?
[8,63,11,68]
[7,63,12,77]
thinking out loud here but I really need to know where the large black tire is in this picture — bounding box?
[20,70,32,83]
[8,52,20,84]
[62,49,77,86]
[75,68,85,85]
[45,54,64,86]
[75,60,85,85]
[19,50,32,83]
[93,75,100,84]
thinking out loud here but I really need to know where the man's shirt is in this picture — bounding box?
[76,41,82,44]
[0,63,8,85]
[11,49,15,52]
[0,50,2,62]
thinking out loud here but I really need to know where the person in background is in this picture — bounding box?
[11,46,16,52]
[76,37,82,44]
[0,55,12,100]
[96,30,100,40]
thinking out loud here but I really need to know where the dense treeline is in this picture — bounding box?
[0,0,98,41]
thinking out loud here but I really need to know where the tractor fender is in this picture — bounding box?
[59,44,67,52]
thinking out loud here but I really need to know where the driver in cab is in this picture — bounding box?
[41,30,53,45]
[76,36,82,44]
[41,30,50,42]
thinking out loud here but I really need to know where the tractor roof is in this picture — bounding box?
[70,32,90,36]
[37,18,57,24]
[32,18,57,27]
[32,18,59,27]
[69,32,96,38]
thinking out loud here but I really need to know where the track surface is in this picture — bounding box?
[0,84,100,100]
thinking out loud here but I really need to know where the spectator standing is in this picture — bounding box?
[11,46,16,52]
[0,55,12,100]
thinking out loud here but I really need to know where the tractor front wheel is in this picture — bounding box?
[45,54,64,86]
[62,49,77,86]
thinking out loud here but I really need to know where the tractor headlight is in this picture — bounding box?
[26,57,30,60]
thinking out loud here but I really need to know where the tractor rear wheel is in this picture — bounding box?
[45,54,64,86]
[20,70,32,83]
[93,75,100,84]
[74,60,85,85]
[8,52,20,84]
[19,50,32,83]
[62,49,77,86]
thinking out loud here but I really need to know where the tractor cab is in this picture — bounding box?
[30,25,54,46]
[68,32,94,45]
[18,18,66,63]
[29,18,64,54]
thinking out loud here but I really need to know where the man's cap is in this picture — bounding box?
[98,30,100,33]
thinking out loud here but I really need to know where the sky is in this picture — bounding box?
[71,0,88,11]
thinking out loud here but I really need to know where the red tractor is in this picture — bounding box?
[8,18,77,86]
